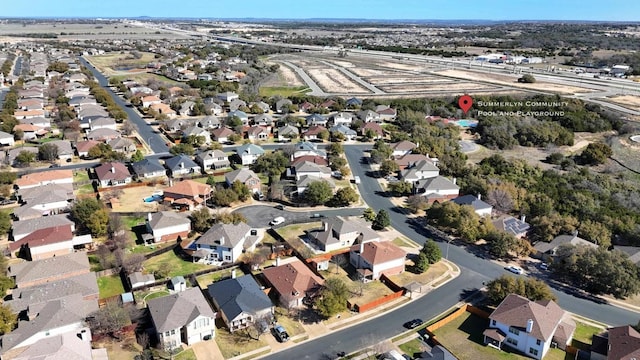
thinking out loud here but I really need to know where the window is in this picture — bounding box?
[529,348,539,356]
[491,320,496,326]
[506,337,518,346]
[508,327,520,336]
[536,339,541,346]
[225,255,231,261]
[165,331,170,336]
[171,329,175,335]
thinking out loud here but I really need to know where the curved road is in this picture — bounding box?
[263,145,640,360]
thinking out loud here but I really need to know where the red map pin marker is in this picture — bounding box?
[459,95,473,115]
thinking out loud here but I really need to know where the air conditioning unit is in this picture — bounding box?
[551,341,558,349]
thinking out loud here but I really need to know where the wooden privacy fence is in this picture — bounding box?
[349,290,404,313]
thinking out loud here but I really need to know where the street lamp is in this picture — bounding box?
[446,238,453,260]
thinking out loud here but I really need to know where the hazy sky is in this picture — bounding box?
[3,0,640,21]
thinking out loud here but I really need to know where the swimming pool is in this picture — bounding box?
[455,119,479,128]
[143,195,163,203]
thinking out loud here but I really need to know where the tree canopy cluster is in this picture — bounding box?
[486,275,557,305]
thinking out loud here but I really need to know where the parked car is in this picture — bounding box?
[0,199,17,206]
[539,263,549,270]
[310,213,325,219]
[273,324,289,342]
[403,318,424,329]
[505,265,524,275]
[269,216,285,226]
[274,204,285,210]
[353,176,361,184]
[49,163,61,168]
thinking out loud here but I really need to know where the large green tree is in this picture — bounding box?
[314,277,349,318]
[372,209,391,230]
[0,305,16,335]
[71,198,109,236]
[251,151,290,178]
[331,187,358,207]
[486,275,556,305]
[304,181,333,206]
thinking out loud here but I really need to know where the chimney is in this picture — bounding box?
[526,319,534,333]
[110,166,115,173]
[572,229,579,237]
[453,177,457,185]
[219,237,225,245]
[275,256,281,267]
[323,221,329,232]
[520,215,526,223]
[180,162,184,169]
[360,241,364,254]
[477,193,482,200]
[147,213,152,222]
[231,269,236,279]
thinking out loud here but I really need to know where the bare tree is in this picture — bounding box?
[137,331,150,349]
[122,253,146,274]
[246,313,273,340]
[332,254,347,274]
[96,244,113,269]
[121,120,137,136]
[108,213,125,237]
[87,300,131,336]
[486,188,514,213]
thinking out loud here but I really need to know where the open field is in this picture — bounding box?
[307,68,370,93]
[0,22,186,42]
[110,72,184,86]
[605,95,640,111]
[86,51,158,76]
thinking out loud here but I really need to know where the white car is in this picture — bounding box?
[269,217,285,226]
[505,265,524,275]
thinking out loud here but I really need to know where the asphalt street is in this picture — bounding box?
[77,56,171,154]
[262,145,640,360]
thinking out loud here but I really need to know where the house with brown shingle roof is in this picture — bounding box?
[94,162,132,187]
[390,140,417,158]
[349,241,406,281]
[262,258,324,309]
[15,170,73,190]
[483,294,575,359]
[8,224,78,261]
[590,325,640,360]
[163,180,212,210]
[302,125,327,141]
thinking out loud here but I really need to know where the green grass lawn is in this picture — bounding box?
[143,250,208,278]
[73,170,90,182]
[259,86,310,97]
[571,321,605,350]
[88,254,104,272]
[97,275,125,299]
[274,307,305,337]
[398,338,428,358]
[276,222,322,242]
[174,348,197,360]
[134,289,170,304]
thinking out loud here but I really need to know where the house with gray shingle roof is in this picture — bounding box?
[9,252,90,289]
[533,233,597,259]
[147,287,216,348]
[235,143,265,165]
[192,222,258,263]
[307,216,379,252]
[195,150,230,171]
[483,294,575,359]
[146,211,191,244]
[132,158,166,179]
[400,159,439,183]
[207,275,273,332]
[107,137,136,153]
[129,271,155,289]
[277,124,299,142]
[47,140,74,160]
[292,141,327,159]
[225,168,261,193]
[6,326,104,360]
[182,126,211,145]
[164,154,200,177]
[12,214,75,242]
[452,194,493,217]
[415,176,460,203]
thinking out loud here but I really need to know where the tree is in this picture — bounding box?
[304,181,333,206]
[414,252,430,273]
[38,143,59,162]
[87,209,110,237]
[169,143,195,156]
[72,198,109,236]
[232,180,251,201]
[486,275,556,305]
[211,188,239,207]
[518,74,536,83]
[380,159,399,177]
[406,195,429,214]
[331,187,358,207]
[0,305,16,335]
[421,240,442,264]
[121,253,146,274]
[214,212,247,224]
[387,181,413,196]
[87,301,131,336]
[580,142,612,165]
[327,142,344,155]
[15,151,35,167]
[372,209,390,230]
[486,230,518,258]
[0,211,10,236]
[363,208,376,222]
[130,149,144,163]
[251,151,290,178]
[190,208,213,232]
[0,172,16,185]
[314,277,349,318]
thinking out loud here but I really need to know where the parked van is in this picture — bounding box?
[353,176,361,184]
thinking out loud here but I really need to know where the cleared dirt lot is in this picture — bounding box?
[307,68,370,93]
[605,95,640,111]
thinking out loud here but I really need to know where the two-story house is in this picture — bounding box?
[192,222,255,263]
[235,144,265,165]
[147,287,216,348]
[195,150,230,171]
[145,212,191,244]
[164,154,201,178]
[225,168,262,193]
[483,294,576,359]
[307,217,380,252]
[349,241,406,281]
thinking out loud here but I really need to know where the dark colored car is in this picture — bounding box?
[310,213,325,219]
[49,164,61,168]
[403,318,424,329]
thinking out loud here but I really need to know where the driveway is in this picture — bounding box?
[191,340,224,360]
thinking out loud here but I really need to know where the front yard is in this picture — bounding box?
[142,249,208,278]
[214,321,268,359]
[386,261,449,288]
[433,311,570,360]
[97,274,125,299]
[273,307,306,337]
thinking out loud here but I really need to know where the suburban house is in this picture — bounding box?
[211,127,235,144]
[86,128,121,142]
[330,124,357,141]
[246,126,270,142]
[415,176,460,203]
[292,141,327,159]
[296,176,336,196]
[145,211,191,244]
[483,294,575,360]
[229,99,247,112]
[14,183,74,220]
[2,327,106,360]
[235,143,265,165]
[275,99,292,113]
[75,140,101,158]
[147,287,216,348]
[346,97,363,108]
[400,159,439,183]
[261,257,324,309]
[349,241,406,281]
[48,140,74,161]
[13,124,46,140]
[163,180,212,211]
[277,124,299,142]
[391,140,417,158]
[394,154,436,170]
[107,137,137,153]
[302,125,327,141]
[12,214,76,242]
[0,131,15,147]
[225,168,262,193]
[132,158,167,179]
[361,122,384,139]
[141,95,162,108]
[452,194,493,217]
[191,222,257,263]
[208,275,274,333]
[88,117,117,131]
[305,114,328,127]
[129,272,155,289]
[332,112,355,126]
[253,114,274,127]
[94,162,132,187]
[9,252,90,288]
[357,109,381,123]
[493,216,531,239]
[151,103,177,118]
[290,161,332,181]
[8,224,92,261]
[533,232,598,259]
[15,169,73,190]
[182,126,211,145]
[164,154,201,177]
[195,115,221,129]
[590,325,640,360]
[195,150,230,171]
[307,217,380,252]
[228,110,249,126]
[290,155,329,167]
[376,105,397,121]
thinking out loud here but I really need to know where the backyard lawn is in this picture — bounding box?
[214,322,268,359]
[143,250,208,278]
[97,275,125,299]
[195,267,246,289]
[276,222,322,242]
[571,321,605,350]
